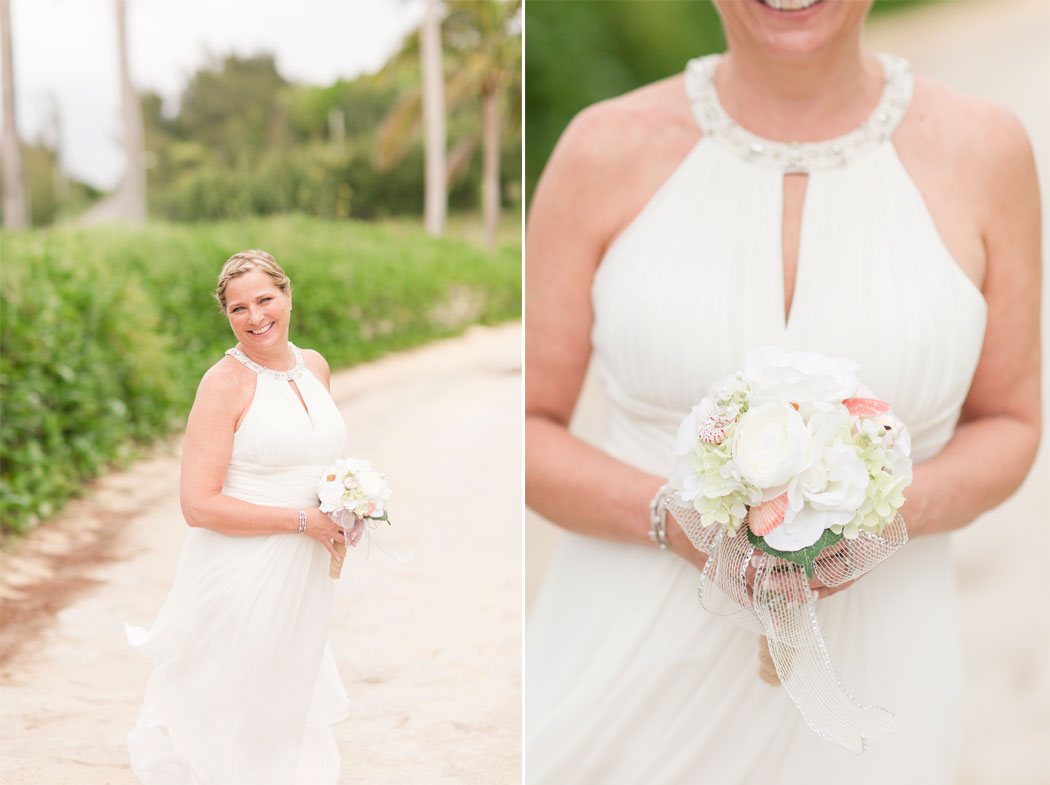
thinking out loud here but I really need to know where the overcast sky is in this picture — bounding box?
[3,0,424,189]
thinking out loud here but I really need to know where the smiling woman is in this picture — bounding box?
[125,249,357,784]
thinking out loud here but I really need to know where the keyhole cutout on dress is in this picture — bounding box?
[288,380,310,416]
[781,173,809,327]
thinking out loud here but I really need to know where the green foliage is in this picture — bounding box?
[746,527,844,580]
[525,0,725,206]
[175,54,290,167]
[151,144,355,221]
[0,215,520,535]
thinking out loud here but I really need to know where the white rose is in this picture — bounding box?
[796,408,867,512]
[358,470,386,499]
[317,478,344,513]
[768,408,868,551]
[805,443,868,513]
[336,457,370,476]
[732,400,807,492]
[744,346,859,413]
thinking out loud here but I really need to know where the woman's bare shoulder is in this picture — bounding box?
[196,356,255,405]
[906,74,1034,174]
[554,74,699,175]
[532,74,702,249]
[300,348,331,388]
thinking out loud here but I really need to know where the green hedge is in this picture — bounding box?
[0,215,521,534]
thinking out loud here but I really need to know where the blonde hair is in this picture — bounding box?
[215,250,291,312]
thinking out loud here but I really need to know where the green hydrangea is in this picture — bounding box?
[688,414,760,536]
[830,428,907,538]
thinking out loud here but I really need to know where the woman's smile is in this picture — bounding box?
[757,0,824,11]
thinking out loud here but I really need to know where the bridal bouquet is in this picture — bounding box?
[317,458,392,579]
[665,346,912,752]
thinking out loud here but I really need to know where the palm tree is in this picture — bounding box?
[114,0,146,222]
[445,0,520,249]
[379,0,521,249]
[420,0,447,236]
[80,0,146,224]
[1,0,29,229]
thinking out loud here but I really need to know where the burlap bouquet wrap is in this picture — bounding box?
[666,495,908,753]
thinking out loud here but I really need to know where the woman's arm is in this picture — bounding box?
[179,362,345,559]
[904,106,1042,538]
[524,103,703,567]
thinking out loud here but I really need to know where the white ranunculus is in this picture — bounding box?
[732,400,807,491]
[744,346,859,412]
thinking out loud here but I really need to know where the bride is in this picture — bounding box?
[127,250,353,784]
[524,1,1040,782]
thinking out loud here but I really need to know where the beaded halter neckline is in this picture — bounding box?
[684,53,913,174]
[225,342,304,381]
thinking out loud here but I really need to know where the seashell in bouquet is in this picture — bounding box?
[317,458,392,579]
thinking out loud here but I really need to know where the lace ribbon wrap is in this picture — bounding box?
[666,494,908,753]
[329,508,413,566]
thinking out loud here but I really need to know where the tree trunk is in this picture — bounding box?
[1,0,29,229]
[420,0,446,236]
[481,83,500,250]
[115,0,146,222]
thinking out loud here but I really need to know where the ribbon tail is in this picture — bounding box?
[753,561,896,753]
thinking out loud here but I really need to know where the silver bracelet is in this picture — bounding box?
[648,484,673,550]
[297,509,307,535]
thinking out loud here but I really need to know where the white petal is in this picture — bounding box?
[762,504,829,551]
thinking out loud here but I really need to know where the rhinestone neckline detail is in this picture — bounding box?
[225,342,304,381]
[684,53,913,173]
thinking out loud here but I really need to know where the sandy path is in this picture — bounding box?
[525,2,1049,782]
[0,322,522,785]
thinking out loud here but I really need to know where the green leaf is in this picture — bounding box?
[366,512,391,525]
[746,527,844,580]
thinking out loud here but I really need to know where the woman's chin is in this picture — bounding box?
[719,0,869,60]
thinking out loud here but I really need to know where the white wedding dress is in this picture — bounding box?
[526,55,987,783]
[127,343,350,785]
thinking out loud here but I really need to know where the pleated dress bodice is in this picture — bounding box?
[221,343,349,507]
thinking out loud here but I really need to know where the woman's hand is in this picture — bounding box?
[668,507,860,601]
[301,508,351,560]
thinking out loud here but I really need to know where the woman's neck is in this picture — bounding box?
[238,341,295,371]
[716,41,883,143]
